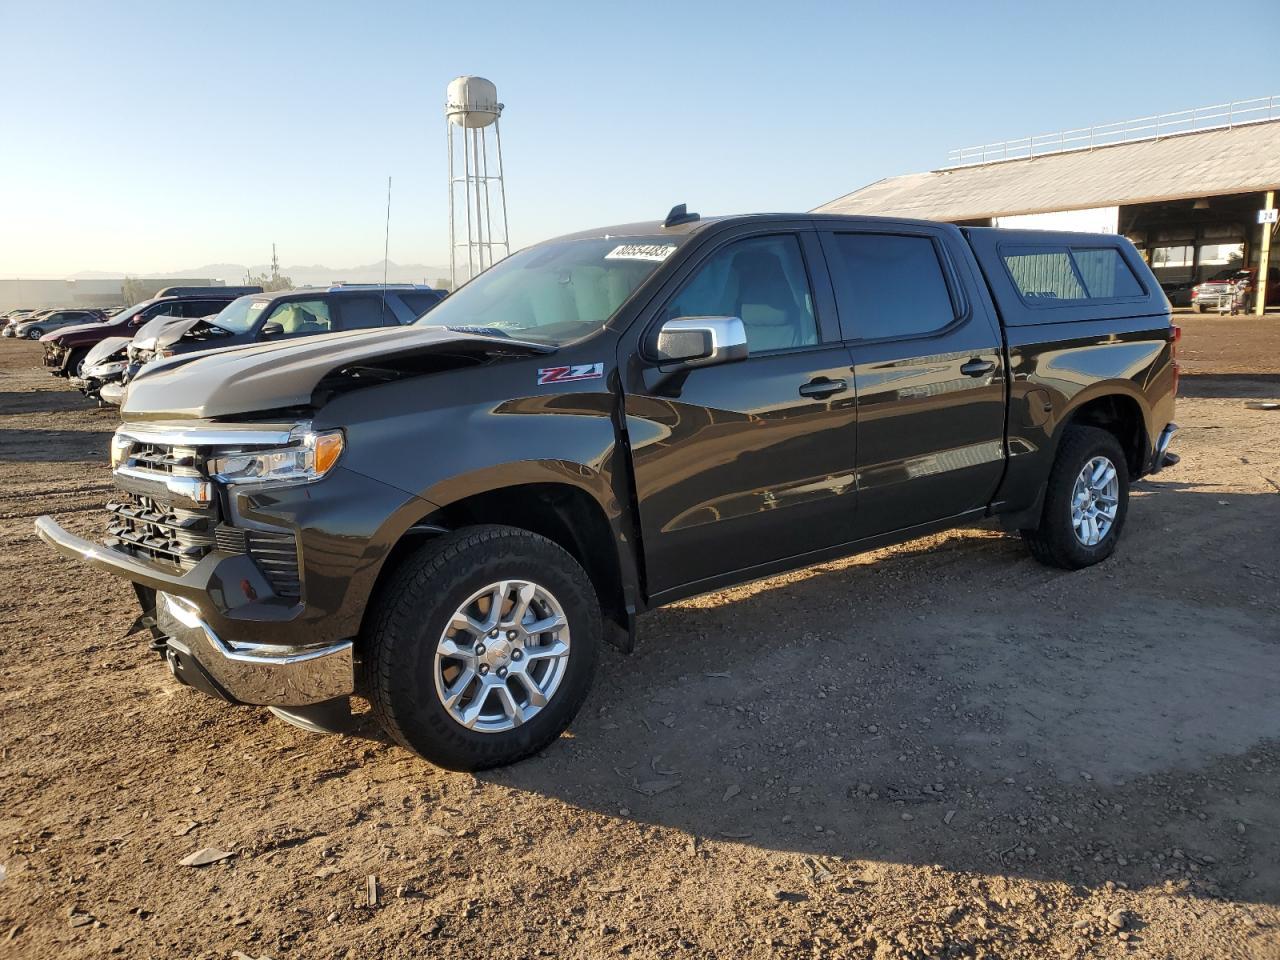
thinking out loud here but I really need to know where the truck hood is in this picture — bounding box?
[130,314,206,352]
[121,324,555,420]
[84,336,132,367]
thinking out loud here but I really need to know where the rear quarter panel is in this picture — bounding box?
[962,227,1175,514]
[997,317,1175,512]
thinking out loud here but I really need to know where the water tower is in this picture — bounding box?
[446,76,510,288]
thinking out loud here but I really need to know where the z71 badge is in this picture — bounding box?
[537,363,604,385]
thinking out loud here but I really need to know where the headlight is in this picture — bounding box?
[110,432,132,469]
[209,427,344,486]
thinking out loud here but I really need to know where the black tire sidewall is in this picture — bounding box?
[1042,427,1130,568]
[369,528,600,770]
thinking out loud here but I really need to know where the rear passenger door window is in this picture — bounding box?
[336,295,397,330]
[399,292,442,319]
[824,233,958,341]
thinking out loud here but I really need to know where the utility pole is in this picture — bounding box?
[1256,191,1274,317]
[271,243,281,284]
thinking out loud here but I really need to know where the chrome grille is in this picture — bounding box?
[108,439,214,571]
[108,433,301,599]
[105,492,215,569]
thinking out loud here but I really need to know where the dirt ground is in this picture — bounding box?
[1,316,1277,960]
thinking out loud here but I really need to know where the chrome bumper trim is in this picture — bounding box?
[159,593,353,706]
[1150,422,1178,474]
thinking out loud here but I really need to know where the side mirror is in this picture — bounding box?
[261,321,284,338]
[653,316,748,368]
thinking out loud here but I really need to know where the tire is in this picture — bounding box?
[68,348,89,378]
[1193,305,1205,314]
[26,327,44,340]
[1021,425,1130,570]
[364,524,601,770]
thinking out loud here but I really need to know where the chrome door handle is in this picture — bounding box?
[960,358,996,377]
[799,377,848,399]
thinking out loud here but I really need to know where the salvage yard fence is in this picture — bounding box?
[946,94,1280,168]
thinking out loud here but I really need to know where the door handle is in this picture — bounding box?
[799,377,848,400]
[960,358,996,378]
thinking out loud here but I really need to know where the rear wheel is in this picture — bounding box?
[1022,425,1130,570]
[364,524,601,770]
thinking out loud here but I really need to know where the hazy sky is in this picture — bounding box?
[1,0,1272,277]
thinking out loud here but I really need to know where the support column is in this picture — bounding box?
[1256,190,1274,317]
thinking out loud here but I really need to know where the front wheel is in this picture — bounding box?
[364,525,601,770]
[1022,425,1130,570]
[26,327,44,340]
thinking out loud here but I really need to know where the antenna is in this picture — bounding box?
[381,176,391,319]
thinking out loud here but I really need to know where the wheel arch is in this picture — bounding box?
[361,468,639,653]
[1054,386,1151,478]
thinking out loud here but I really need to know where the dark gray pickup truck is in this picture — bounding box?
[37,209,1179,769]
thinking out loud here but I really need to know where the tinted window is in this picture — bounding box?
[181,300,226,319]
[400,291,442,317]
[667,234,818,354]
[1003,251,1086,301]
[338,295,396,330]
[1071,248,1144,298]
[267,298,332,336]
[1003,246,1143,302]
[829,233,956,339]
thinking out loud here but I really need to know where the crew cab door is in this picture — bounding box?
[818,225,1005,536]
[621,227,859,600]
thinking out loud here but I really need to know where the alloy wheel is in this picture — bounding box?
[433,579,571,733]
[1070,456,1119,547]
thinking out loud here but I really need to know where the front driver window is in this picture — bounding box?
[266,299,332,336]
[667,234,818,354]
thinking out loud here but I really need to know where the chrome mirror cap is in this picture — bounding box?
[654,316,748,368]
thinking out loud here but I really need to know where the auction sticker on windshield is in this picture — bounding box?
[605,243,676,262]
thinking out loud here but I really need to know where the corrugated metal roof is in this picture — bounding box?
[815,121,1280,221]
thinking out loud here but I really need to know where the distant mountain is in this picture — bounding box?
[67,260,451,287]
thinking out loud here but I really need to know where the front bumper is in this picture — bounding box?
[34,516,355,706]
[99,381,125,405]
[158,592,353,705]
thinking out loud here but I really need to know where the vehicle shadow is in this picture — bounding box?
[1178,372,1280,399]
[0,388,104,415]
[480,487,1280,904]
[0,428,115,462]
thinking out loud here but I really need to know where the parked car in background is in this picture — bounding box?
[1191,267,1280,312]
[41,286,261,379]
[37,211,1178,770]
[14,309,105,340]
[105,284,445,404]
[0,308,36,329]
[1159,279,1194,308]
[71,337,133,403]
[5,309,52,337]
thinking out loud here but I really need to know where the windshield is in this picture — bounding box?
[211,295,271,334]
[415,236,682,344]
